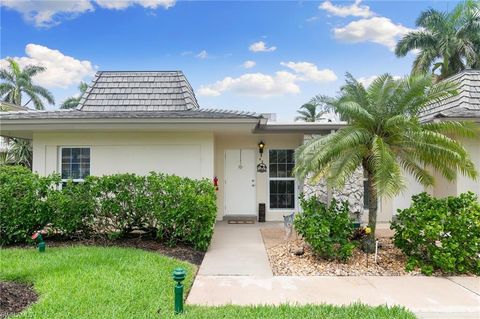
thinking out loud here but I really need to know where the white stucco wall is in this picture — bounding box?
[32,132,214,179]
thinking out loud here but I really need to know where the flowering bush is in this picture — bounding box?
[391,192,480,275]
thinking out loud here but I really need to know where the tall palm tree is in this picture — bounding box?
[294,73,478,246]
[6,138,33,169]
[295,96,331,122]
[395,0,480,81]
[0,58,55,109]
[61,82,88,109]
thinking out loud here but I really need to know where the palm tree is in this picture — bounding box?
[395,0,480,81]
[295,96,331,122]
[0,58,55,109]
[61,82,88,109]
[6,138,33,168]
[294,73,478,246]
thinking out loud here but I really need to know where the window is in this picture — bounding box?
[269,149,295,209]
[61,147,90,182]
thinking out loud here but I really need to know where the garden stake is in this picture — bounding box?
[31,232,46,253]
[173,268,186,314]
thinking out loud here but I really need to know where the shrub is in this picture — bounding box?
[148,173,217,251]
[294,195,355,261]
[0,166,217,250]
[91,174,154,234]
[47,179,97,237]
[0,166,57,245]
[391,192,480,275]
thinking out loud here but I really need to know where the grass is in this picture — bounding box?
[0,246,417,319]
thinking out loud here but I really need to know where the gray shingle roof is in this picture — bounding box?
[421,69,480,121]
[78,71,200,111]
[0,108,262,120]
[433,107,480,121]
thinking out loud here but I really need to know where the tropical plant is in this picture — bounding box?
[6,138,33,168]
[395,0,480,81]
[0,58,55,109]
[294,73,478,246]
[295,96,331,122]
[61,82,88,109]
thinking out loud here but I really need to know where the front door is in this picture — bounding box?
[224,149,256,215]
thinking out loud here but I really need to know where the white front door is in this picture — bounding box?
[225,149,256,215]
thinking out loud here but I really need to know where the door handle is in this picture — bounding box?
[251,184,255,187]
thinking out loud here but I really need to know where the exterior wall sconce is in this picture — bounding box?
[258,141,265,155]
[257,141,267,173]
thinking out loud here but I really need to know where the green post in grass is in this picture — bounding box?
[173,268,186,314]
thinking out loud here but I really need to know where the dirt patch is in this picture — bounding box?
[262,228,420,276]
[0,281,38,318]
[9,235,205,266]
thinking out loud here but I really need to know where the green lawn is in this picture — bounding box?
[0,246,416,319]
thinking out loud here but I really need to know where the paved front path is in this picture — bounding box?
[188,222,480,319]
[197,221,278,276]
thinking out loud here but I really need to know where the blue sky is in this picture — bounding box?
[1,0,460,120]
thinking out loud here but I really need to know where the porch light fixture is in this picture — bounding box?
[257,141,267,173]
[258,141,265,155]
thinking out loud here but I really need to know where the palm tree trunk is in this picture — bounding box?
[365,170,378,253]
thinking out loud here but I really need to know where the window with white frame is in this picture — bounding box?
[269,149,295,209]
[60,147,90,182]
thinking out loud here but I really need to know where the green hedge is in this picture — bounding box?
[294,195,355,261]
[0,166,217,251]
[391,192,480,275]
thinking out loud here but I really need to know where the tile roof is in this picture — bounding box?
[0,108,262,120]
[78,71,200,111]
[421,69,480,121]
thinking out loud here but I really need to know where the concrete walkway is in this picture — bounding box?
[188,275,480,318]
[188,222,480,318]
[197,221,279,276]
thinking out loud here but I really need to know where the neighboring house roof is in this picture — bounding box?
[433,107,480,122]
[0,108,262,120]
[0,101,30,111]
[421,69,480,122]
[78,71,200,111]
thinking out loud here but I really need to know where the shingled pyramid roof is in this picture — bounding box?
[78,71,200,111]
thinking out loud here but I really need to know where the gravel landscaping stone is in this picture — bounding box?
[261,228,423,276]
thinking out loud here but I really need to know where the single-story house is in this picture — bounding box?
[1,70,478,223]
[0,71,346,221]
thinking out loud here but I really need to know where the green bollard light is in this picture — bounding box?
[31,232,46,253]
[172,268,186,314]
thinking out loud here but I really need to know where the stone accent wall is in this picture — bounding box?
[302,167,365,222]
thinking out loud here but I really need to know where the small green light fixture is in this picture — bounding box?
[172,268,186,314]
[31,232,46,253]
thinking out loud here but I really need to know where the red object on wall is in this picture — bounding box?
[213,176,219,191]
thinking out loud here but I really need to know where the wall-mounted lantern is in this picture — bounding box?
[258,141,265,155]
[257,141,267,173]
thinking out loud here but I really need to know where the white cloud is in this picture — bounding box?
[196,50,208,59]
[306,16,319,22]
[198,71,299,97]
[280,61,337,82]
[249,41,277,53]
[198,61,336,97]
[357,74,401,87]
[319,0,373,18]
[0,0,175,27]
[0,44,96,88]
[333,17,413,50]
[95,0,175,10]
[242,60,256,69]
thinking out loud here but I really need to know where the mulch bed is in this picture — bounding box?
[261,228,424,276]
[0,282,37,319]
[8,235,205,265]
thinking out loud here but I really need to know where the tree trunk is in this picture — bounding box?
[365,171,378,253]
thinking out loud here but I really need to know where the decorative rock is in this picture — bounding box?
[292,246,304,256]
